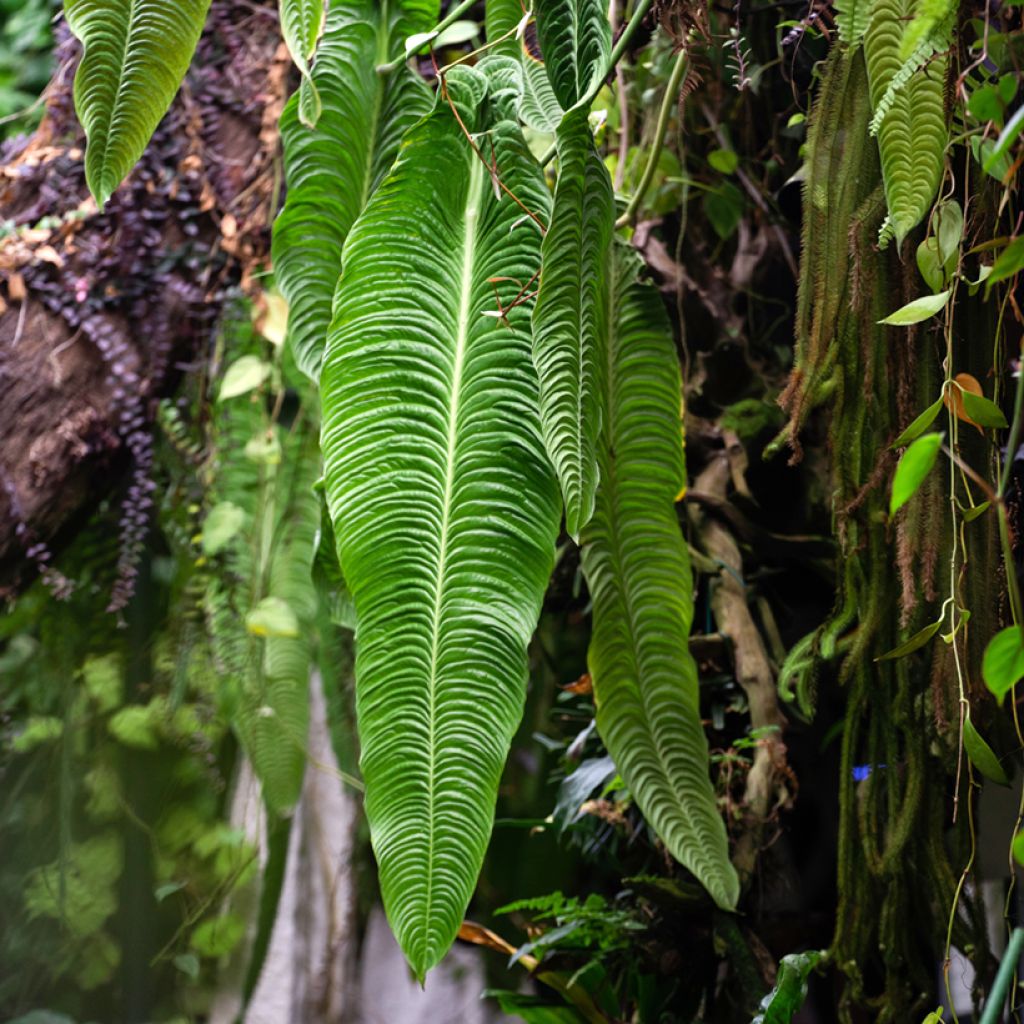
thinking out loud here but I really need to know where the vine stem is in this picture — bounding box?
[980,928,1024,1024]
[615,45,688,228]
[540,0,656,167]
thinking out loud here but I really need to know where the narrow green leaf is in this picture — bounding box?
[986,236,1024,290]
[581,246,739,911]
[891,396,943,448]
[959,390,1008,429]
[963,718,1009,786]
[921,1009,944,1024]
[877,289,950,325]
[532,106,615,539]
[64,0,212,207]
[960,500,991,522]
[935,199,963,271]
[273,0,438,380]
[874,617,943,661]
[280,0,326,126]
[320,67,561,979]
[752,951,823,1024]
[533,0,611,110]
[983,626,1024,703]
[889,432,943,515]
[983,104,1024,173]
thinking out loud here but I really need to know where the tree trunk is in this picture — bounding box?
[0,1,285,598]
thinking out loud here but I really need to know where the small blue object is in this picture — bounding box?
[852,764,888,781]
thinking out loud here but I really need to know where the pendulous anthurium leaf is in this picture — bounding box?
[65,0,212,207]
[272,0,439,381]
[320,65,561,979]
[581,245,740,911]
[533,0,610,110]
[532,105,615,540]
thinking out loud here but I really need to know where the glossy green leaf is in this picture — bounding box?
[581,246,739,911]
[960,500,990,522]
[64,0,212,207]
[532,106,614,539]
[986,236,1024,290]
[983,104,1024,173]
[874,616,943,661]
[320,67,561,979]
[533,0,611,109]
[889,431,943,515]
[963,718,1009,786]
[877,289,950,325]
[916,237,944,292]
[892,396,943,448]
[983,626,1024,703]
[273,0,437,380]
[484,0,526,56]
[708,148,739,174]
[752,950,823,1023]
[920,1008,944,1024]
[960,390,1008,429]
[279,0,326,127]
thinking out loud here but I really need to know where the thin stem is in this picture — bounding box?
[980,928,1024,1024]
[540,0,656,166]
[615,46,688,228]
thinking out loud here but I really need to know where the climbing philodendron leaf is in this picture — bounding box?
[532,106,615,539]
[581,247,740,911]
[320,67,561,979]
[963,718,1009,786]
[877,289,950,325]
[279,0,326,127]
[983,626,1024,704]
[533,0,611,109]
[273,0,438,380]
[752,951,823,1024]
[64,0,212,207]
[889,431,943,515]
[863,0,949,246]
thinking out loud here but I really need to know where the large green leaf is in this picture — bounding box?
[279,0,326,127]
[863,0,949,246]
[533,0,611,109]
[273,0,438,381]
[532,106,614,539]
[64,0,211,207]
[581,247,740,911]
[320,67,561,978]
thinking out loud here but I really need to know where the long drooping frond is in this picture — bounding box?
[64,0,211,206]
[272,0,438,380]
[582,247,740,911]
[532,105,615,539]
[320,66,561,979]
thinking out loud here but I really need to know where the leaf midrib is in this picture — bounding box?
[94,0,141,200]
[420,152,487,959]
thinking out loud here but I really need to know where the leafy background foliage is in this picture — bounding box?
[2,0,1024,1020]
